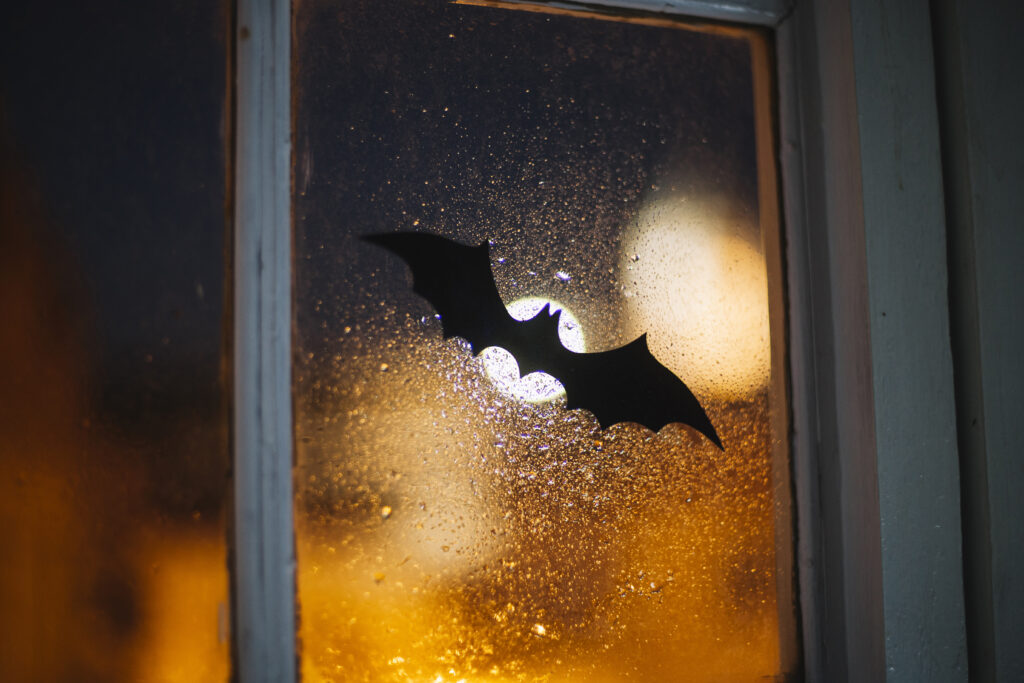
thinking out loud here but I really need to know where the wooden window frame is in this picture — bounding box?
[231,1,968,681]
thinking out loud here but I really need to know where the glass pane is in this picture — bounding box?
[1,5,231,681]
[294,2,794,681]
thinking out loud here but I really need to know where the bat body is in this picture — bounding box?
[363,232,722,449]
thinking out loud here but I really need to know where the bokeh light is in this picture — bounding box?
[480,297,585,404]
[621,193,770,400]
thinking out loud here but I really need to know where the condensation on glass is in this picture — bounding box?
[0,5,232,681]
[293,1,794,681]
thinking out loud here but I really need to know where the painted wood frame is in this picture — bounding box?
[778,0,966,680]
[230,1,970,681]
[932,1,1024,680]
[233,1,296,682]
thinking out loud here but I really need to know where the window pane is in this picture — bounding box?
[0,4,231,681]
[293,2,794,681]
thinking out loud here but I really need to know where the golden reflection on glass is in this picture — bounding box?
[294,2,793,681]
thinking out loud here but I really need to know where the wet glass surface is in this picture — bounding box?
[294,2,792,680]
[1,4,231,681]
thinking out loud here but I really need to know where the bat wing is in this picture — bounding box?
[363,231,722,449]
[548,334,723,449]
[362,232,521,353]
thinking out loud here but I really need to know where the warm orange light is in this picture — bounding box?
[1,194,231,683]
[296,337,782,681]
[621,193,771,400]
[132,530,230,683]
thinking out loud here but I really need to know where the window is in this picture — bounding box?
[4,0,984,680]
[289,2,794,680]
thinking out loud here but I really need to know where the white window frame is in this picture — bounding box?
[234,2,294,681]
[231,1,968,681]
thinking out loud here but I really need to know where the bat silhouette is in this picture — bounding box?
[363,232,722,449]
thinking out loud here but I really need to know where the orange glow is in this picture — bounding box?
[131,530,231,683]
[0,179,230,683]
[621,193,771,401]
[296,333,783,681]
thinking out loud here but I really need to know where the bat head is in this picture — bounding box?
[536,302,559,319]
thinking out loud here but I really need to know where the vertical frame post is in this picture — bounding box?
[778,0,968,679]
[847,1,966,678]
[233,0,296,681]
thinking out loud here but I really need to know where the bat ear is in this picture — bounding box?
[536,302,562,318]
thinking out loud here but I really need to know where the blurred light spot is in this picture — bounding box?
[481,297,585,403]
[621,194,770,399]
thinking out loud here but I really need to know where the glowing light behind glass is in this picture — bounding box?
[621,194,770,400]
[481,297,585,403]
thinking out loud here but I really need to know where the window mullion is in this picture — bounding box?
[233,0,296,681]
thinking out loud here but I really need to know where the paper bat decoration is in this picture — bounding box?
[363,232,723,449]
